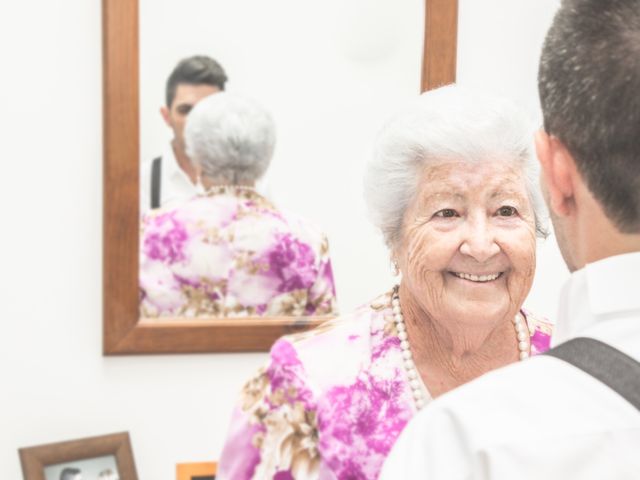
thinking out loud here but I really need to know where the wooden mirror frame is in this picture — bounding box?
[102,0,457,355]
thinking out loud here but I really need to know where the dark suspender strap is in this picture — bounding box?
[151,156,162,209]
[546,337,640,410]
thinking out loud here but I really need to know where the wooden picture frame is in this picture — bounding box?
[176,462,217,480]
[102,0,458,355]
[19,432,138,480]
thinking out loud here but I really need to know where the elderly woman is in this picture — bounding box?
[139,93,337,317]
[217,85,553,479]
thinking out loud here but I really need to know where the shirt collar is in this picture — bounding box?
[552,251,640,346]
[162,143,181,177]
[585,252,640,315]
[163,142,197,187]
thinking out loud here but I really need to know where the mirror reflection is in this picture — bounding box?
[139,90,338,317]
[137,0,422,319]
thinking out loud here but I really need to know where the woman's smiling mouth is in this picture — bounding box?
[450,272,504,282]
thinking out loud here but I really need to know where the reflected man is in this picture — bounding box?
[140,55,227,214]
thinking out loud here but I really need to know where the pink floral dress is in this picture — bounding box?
[218,291,553,479]
[139,188,337,317]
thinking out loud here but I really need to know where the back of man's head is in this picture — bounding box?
[165,55,228,108]
[538,0,640,233]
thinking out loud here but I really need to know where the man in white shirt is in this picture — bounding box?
[381,0,640,478]
[140,55,227,214]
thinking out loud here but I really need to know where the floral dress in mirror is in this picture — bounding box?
[217,291,553,479]
[139,189,337,317]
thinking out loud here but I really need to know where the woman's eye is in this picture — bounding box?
[497,206,517,217]
[434,209,458,218]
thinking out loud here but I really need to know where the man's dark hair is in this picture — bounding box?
[538,0,640,232]
[165,55,228,107]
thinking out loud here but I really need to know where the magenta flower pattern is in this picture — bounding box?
[217,292,553,479]
[139,189,337,317]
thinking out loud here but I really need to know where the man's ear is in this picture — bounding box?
[160,106,171,127]
[535,129,576,217]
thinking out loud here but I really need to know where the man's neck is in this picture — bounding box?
[575,187,640,267]
[585,232,640,265]
[171,140,197,185]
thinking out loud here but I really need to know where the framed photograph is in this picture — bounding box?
[176,462,217,480]
[19,432,137,480]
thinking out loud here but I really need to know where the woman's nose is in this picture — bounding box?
[459,219,500,262]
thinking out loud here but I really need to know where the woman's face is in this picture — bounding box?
[395,160,537,328]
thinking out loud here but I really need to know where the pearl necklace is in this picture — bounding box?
[390,285,531,410]
[204,184,257,195]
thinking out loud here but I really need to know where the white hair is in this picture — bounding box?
[184,92,276,184]
[364,84,549,249]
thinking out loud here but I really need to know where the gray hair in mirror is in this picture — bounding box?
[364,84,549,250]
[185,92,276,185]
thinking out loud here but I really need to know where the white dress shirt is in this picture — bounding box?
[140,144,197,215]
[381,252,640,480]
[140,143,274,215]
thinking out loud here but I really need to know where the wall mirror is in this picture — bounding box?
[103,0,457,354]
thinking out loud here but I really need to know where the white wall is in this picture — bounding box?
[1,1,567,479]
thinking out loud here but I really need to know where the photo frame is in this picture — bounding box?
[19,432,138,480]
[102,0,458,354]
[176,462,217,480]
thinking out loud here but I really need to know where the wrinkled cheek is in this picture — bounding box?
[404,233,434,284]
[403,234,446,309]
[505,234,537,304]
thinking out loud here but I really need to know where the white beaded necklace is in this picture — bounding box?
[204,184,257,195]
[390,285,531,410]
